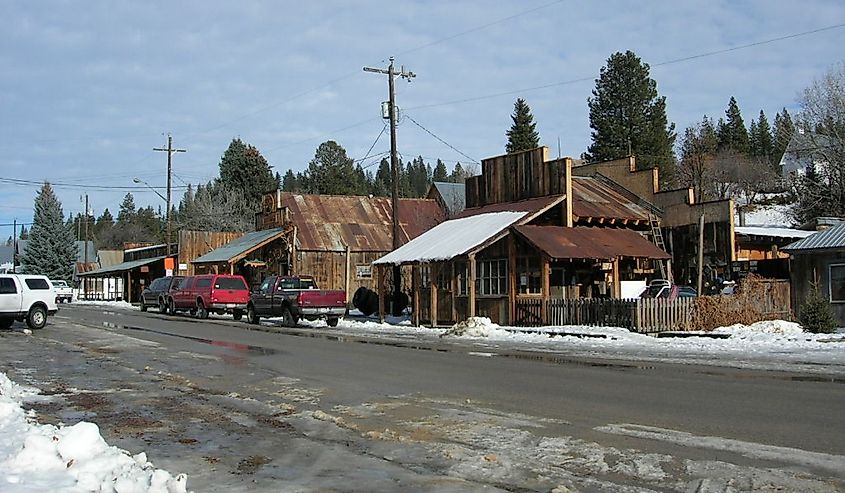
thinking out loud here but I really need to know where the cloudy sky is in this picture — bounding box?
[1,0,843,241]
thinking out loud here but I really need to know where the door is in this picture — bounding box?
[254,277,274,314]
[0,276,21,313]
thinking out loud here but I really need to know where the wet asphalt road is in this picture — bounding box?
[1,304,844,492]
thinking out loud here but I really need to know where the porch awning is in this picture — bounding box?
[192,227,288,264]
[77,256,166,277]
[512,225,670,260]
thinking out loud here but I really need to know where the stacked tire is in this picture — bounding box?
[352,287,408,316]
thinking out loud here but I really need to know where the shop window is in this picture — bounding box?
[478,259,507,296]
[831,264,845,303]
[517,256,542,295]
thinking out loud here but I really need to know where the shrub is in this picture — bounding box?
[798,285,837,334]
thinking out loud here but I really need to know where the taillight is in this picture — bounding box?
[297,292,305,305]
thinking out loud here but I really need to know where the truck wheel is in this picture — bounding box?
[281,307,296,328]
[247,305,260,325]
[327,317,339,327]
[1,318,14,330]
[233,309,243,321]
[196,301,209,320]
[27,305,47,330]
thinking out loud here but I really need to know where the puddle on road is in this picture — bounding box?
[101,321,277,356]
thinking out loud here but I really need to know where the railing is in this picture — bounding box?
[515,297,694,333]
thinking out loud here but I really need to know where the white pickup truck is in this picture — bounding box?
[50,279,74,303]
[0,274,59,330]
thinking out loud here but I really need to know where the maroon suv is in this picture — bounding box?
[167,274,250,320]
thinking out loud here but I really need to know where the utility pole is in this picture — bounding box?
[364,57,415,313]
[153,134,186,257]
[83,194,89,265]
[12,219,16,271]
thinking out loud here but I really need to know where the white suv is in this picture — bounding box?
[0,274,59,330]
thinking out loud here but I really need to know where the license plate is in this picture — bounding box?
[318,307,329,313]
[226,304,237,308]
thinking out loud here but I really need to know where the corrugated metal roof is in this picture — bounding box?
[783,224,845,251]
[374,212,528,265]
[281,193,444,252]
[513,225,671,260]
[571,176,651,222]
[430,182,466,215]
[192,228,287,264]
[78,256,165,277]
[734,226,814,239]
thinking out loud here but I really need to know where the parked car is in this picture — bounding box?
[246,275,347,327]
[0,274,59,330]
[168,274,250,320]
[640,280,697,300]
[50,279,73,303]
[140,276,183,313]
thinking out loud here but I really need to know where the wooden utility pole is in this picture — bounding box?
[153,134,186,257]
[697,212,705,295]
[12,219,16,271]
[363,57,415,312]
[83,194,89,265]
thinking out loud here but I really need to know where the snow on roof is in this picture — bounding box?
[739,204,794,228]
[373,211,527,265]
[734,226,814,239]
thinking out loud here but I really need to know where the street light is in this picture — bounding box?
[133,177,171,254]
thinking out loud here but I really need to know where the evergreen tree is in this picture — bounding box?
[281,170,299,192]
[433,160,449,182]
[585,50,676,177]
[449,162,467,183]
[371,158,391,196]
[20,182,77,281]
[773,108,795,171]
[217,138,275,204]
[717,97,750,154]
[505,98,540,153]
[93,208,115,249]
[19,225,29,240]
[274,171,282,189]
[755,110,774,167]
[305,140,362,195]
[117,193,137,224]
[798,284,837,334]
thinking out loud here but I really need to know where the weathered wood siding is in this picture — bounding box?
[466,148,572,208]
[178,230,244,275]
[296,250,384,300]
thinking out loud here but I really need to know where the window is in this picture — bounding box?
[831,264,845,303]
[214,277,247,290]
[477,259,507,296]
[455,262,468,296]
[25,278,50,290]
[0,277,17,294]
[517,256,541,295]
[195,278,212,288]
[260,278,273,294]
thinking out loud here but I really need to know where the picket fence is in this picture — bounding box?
[515,297,694,333]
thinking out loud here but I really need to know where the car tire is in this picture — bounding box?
[1,318,14,330]
[233,309,243,321]
[159,299,168,314]
[327,317,339,327]
[247,305,260,325]
[27,305,47,330]
[281,307,295,328]
[196,301,209,320]
[140,297,148,312]
[169,299,176,316]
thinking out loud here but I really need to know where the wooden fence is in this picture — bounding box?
[515,297,694,333]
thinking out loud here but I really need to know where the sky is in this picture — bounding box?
[1,0,844,242]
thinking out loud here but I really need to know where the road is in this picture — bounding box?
[1,304,844,492]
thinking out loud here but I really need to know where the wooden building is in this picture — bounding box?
[192,191,445,299]
[783,223,845,326]
[374,147,672,326]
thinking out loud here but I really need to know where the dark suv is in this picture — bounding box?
[140,276,183,313]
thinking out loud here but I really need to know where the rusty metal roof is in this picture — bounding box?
[571,176,651,222]
[513,225,670,260]
[281,193,445,252]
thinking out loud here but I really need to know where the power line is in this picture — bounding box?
[405,114,480,164]
[356,124,389,163]
[407,22,845,112]
[0,177,190,192]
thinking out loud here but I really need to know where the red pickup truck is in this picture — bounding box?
[246,276,347,327]
[167,274,250,320]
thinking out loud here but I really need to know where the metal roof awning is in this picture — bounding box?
[513,225,671,260]
[783,223,845,252]
[192,227,288,264]
[78,256,166,277]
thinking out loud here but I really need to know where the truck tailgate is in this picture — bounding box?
[297,290,346,307]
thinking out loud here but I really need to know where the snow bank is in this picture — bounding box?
[71,300,137,310]
[442,317,502,338]
[0,372,189,493]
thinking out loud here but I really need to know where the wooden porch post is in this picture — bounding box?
[468,253,477,319]
[542,255,550,324]
[230,262,234,275]
[412,264,420,327]
[126,271,132,303]
[377,264,386,323]
[612,257,621,298]
[450,261,457,323]
[430,263,438,328]
[508,233,517,325]
[345,244,351,305]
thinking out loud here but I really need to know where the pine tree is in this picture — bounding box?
[433,160,449,182]
[19,225,29,240]
[117,193,137,224]
[450,162,467,183]
[305,141,361,195]
[217,138,276,203]
[281,170,299,192]
[505,98,540,153]
[798,284,837,334]
[372,158,391,196]
[585,50,676,177]
[717,97,750,154]
[20,182,77,281]
[773,108,795,172]
[755,110,774,167]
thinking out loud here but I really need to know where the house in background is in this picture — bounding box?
[427,182,466,218]
[783,223,845,326]
[0,244,14,273]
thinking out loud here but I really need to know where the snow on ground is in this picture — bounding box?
[0,373,189,493]
[70,300,137,310]
[739,203,794,227]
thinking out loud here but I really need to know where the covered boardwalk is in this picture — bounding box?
[191,227,290,288]
[77,256,166,302]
